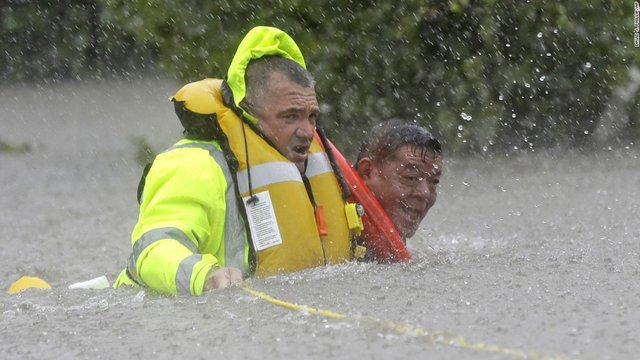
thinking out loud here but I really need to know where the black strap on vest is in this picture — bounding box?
[315,126,352,200]
[301,171,317,208]
[136,162,153,204]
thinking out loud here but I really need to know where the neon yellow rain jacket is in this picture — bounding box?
[113,138,248,296]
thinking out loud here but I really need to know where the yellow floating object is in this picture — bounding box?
[7,276,51,295]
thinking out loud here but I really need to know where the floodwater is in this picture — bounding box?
[1,78,638,360]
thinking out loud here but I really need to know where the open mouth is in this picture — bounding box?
[293,144,309,155]
[400,201,423,220]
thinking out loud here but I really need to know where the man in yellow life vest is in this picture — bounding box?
[114,26,361,296]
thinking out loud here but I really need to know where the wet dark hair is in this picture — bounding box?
[356,120,442,165]
[241,56,315,115]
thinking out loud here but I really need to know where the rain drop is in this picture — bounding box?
[536,32,543,38]
[460,112,473,121]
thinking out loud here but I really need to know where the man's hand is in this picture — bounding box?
[204,267,243,290]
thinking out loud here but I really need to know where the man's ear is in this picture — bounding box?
[356,157,374,180]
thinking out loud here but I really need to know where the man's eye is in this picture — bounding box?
[284,114,298,122]
[403,175,421,183]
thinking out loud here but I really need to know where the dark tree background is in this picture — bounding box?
[2,0,638,155]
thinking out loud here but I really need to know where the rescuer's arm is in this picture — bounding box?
[131,145,231,296]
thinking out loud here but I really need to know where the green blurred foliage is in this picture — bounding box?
[131,136,157,166]
[0,138,31,153]
[1,0,155,81]
[2,0,638,154]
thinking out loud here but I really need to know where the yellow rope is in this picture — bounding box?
[241,284,346,319]
[240,283,571,360]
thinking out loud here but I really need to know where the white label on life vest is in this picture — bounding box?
[243,190,283,251]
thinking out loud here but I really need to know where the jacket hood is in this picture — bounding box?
[226,26,306,124]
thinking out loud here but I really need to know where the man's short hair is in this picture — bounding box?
[242,56,315,114]
[356,120,442,165]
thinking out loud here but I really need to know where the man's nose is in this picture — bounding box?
[412,180,431,199]
[297,118,316,138]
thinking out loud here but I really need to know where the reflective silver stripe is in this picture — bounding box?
[236,161,301,194]
[236,152,333,194]
[172,142,247,275]
[305,152,333,178]
[169,142,219,153]
[127,227,199,283]
[208,146,247,274]
[176,254,203,295]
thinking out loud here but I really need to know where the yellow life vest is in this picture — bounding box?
[202,79,353,276]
